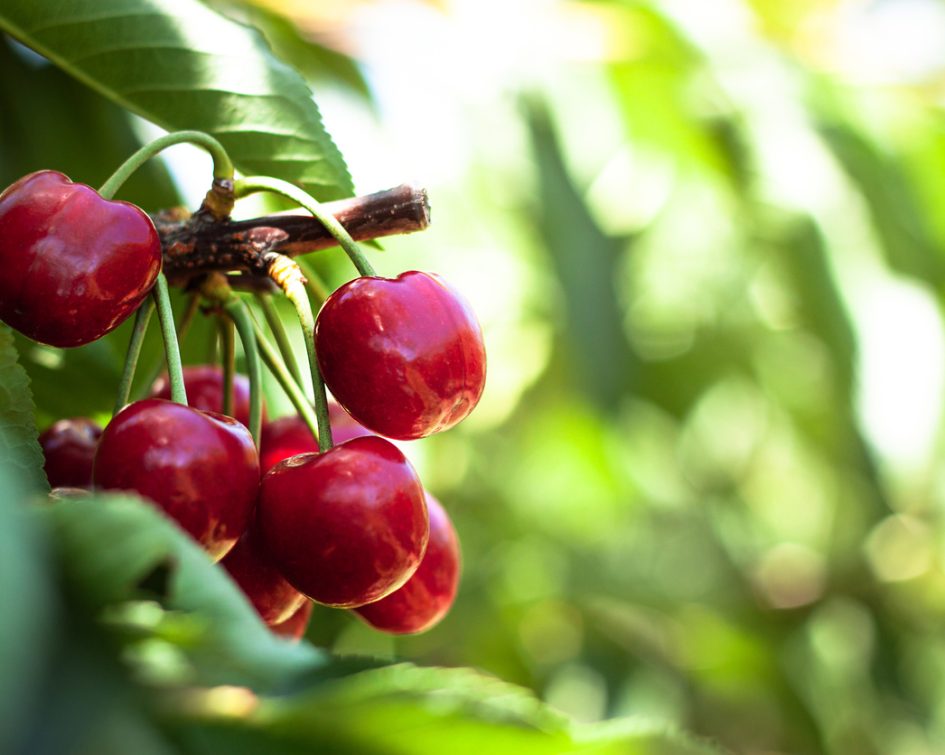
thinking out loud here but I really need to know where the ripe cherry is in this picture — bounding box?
[271,600,313,641]
[151,364,264,429]
[257,436,429,608]
[221,527,304,625]
[259,402,370,474]
[315,271,486,440]
[93,398,259,560]
[355,494,460,634]
[0,171,161,347]
[39,417,102,488]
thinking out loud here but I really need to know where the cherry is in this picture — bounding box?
[315,271,486,440]
[221,527,304,625]
[0,171,161,347]
[257,436,429,608]
[39,417,102,488]
[150,364,264,429]
[271,600,313,641]
[93,398,259,560]
[259,402,370,474]
[355,494,460,634]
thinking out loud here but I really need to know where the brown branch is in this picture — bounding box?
[158,184,431,284]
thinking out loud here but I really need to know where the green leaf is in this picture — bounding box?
[0,325,47,491]
[43,493,327,690]
[0,0,353,201]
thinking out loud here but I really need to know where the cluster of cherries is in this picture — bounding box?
[2,167,486,640]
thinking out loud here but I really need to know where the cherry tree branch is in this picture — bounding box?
[156,184,430,284]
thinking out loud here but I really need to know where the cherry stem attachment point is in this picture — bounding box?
[233,176,376,278]
[249,315,321,446]
[152,274,188,407]
[98,130,234,205]
[113,298,155,416]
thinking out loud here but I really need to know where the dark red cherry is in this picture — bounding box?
[0,171,161,347]
[257,436,429,608]
[270,600,313,641]
[151,364,264,428]
[259,402,371,474]
[315,271,487,440]
[39,417,102,488]
[221,527,304,624]
[355,494,460,634]
[93,398,259,560]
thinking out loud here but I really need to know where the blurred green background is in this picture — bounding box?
[6,1,945,753]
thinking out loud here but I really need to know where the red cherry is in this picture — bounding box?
[221,527,304,624]
[315,271,486,440]
[355,494,460,634]
[39,417,102,488]
[270,600,313,641]
[259,402,371,474]
[150,364,264,428]
[257,436,429,608]
[93,398,259,560]
[0,171,161,347]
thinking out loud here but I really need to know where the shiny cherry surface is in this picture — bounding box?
[270,600,313,641]
[221,527,304,624]
[39,417,102,488]
[93,398,259,560]
[315,271,486,440]
[151,364,263,429]
[258,435,429,608]
[259,402,371,474]
[355,494,460,634]
[0,171,161,347]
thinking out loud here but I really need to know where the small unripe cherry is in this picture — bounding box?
[355,494,460,634]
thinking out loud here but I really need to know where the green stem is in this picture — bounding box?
[139,293,201,397]
[113,298,155,416]
[222,298,263,444]
[250,317,321,446]
[152,274,187,406]
[220,316,235,418]
[99,130,233,199]
[254,292,302,385]
[233,176,376,277]
[296,256,330,306]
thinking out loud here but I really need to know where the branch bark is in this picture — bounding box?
[156,184,430,284]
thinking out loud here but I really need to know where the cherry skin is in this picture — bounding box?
[93,398,259,561]
[271,600,313,641]
[151,364,264,429]
[39,417,102,488]
[355,494,461,634]
[221,527,304,625]
[259,402,371,474]
[315,271,487,440]
[0,171,161,347]
[257,435,429,608]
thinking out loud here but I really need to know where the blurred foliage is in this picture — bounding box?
[5,0,945,753]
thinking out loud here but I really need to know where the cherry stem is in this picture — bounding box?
[113,298,155,416]
[233,176,376,277]
[254,292,302,386]
[265,254,333,452]
[221,298,263,444]
[296,256,330,305]
[98,131,234,201]
[152,274,188,406]
[140,292,200,396]
[220,316,235,418]
[249,315,321,445]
